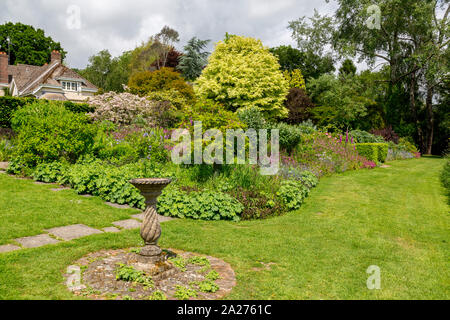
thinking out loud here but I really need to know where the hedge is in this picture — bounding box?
[376,143,389,163]
[0,96,94,128]
[356,143,389,163]
[0,97,35,127]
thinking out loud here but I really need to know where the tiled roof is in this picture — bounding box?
[8,61,97,95]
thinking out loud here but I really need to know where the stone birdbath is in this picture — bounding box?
[129,178,171,260]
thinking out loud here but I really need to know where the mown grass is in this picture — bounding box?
[0,157,448,299]
[0,175,139,244]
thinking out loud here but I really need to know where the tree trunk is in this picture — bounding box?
[425,84,434,155]
[409,72,424,152]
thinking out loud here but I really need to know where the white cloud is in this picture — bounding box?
[0,0,337,69]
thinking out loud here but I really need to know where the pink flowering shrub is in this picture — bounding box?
[362,160,377,169]
[88,92,157,126]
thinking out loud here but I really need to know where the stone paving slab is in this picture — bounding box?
[112,219,141,230]
[159,215,175,223]
[15,234,60,248]
[51,187,71,192]
[0,244,21,253]
[46,224,103,241]
[103,227,121,233]
[132,213,174,223]
[0,162,8,170]
[105,202,132,209]
[131,213,144,220]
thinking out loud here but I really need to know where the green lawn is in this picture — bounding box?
[0,157,448,299]
[0,176,139,244]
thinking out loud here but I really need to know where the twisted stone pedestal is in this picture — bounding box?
[129,178,171,259]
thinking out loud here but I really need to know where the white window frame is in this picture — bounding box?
[62,81,79,92]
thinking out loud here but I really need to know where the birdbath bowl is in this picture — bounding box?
[129,178,171,259]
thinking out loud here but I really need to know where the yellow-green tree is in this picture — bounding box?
[195,35,289,119]
[284,69,306,91]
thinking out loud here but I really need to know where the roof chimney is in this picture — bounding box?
[0,52,8,85]
[51,50,61,64]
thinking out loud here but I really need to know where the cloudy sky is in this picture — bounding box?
[0,0,339,69]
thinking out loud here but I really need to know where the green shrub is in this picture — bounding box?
[296,120,317,135]
[6,157,29,175]
[386,142,416,161]
[298,170,319,189]
[0,96,35,127]
[237,105,267,130]
[32,162,68,183]
[228,187,284,220]
[179,99,245,132]
[0,96,94,128]
[278,167,319,189]
[158,187,243,221]
[276,180,309,211]
[62,160,146,209]
[146,89,190,110]
[0,139,13,161]
[355,143,388,163]
[377,143,389,163]
[397,138,419,154]
[350,130,385,143]
[63,101,95,114]
[11,101,96,167]
[92,125,170,166]
[355,143,379,162]
[128,67,195,103]
[220,165,281,195]
[272,123,302,153]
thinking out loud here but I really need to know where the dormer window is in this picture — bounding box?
[62,81,79,91]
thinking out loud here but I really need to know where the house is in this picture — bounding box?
[0,51,97,102]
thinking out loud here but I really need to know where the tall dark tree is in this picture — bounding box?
[269,45,304,72]
[105,51,133,92]
[80,50,132,92]
[152,47,182,70]
[0,22,66,65]
[177,37,210,81]
[79,50,112,90]
[332,0,449,153]
[270,45,335,80]
[284,88,315,124]
[151,26,180,70]
[339,59,357,76]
